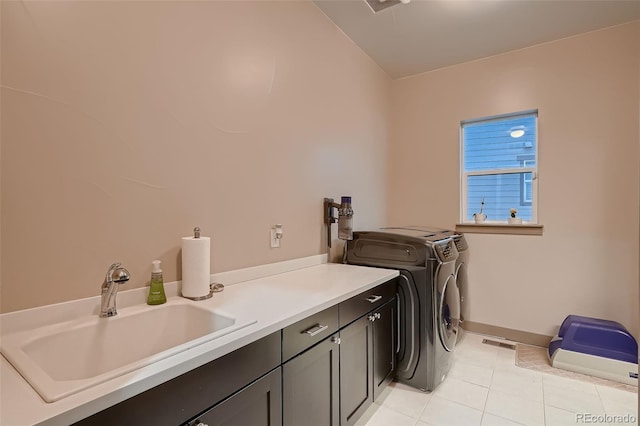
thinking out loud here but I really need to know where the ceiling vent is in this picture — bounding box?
[365,0,410,13]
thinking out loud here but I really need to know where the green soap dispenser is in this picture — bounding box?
[147,260,167,305]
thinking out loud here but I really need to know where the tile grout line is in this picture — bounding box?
[414,392,430,426]
[542,368,548,425]
[593,384,605,420]
[478,356,497,426]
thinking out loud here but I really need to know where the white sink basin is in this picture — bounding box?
[0,299,256,402]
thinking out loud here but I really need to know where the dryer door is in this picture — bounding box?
[438,273,460,352]
[395,270,421,380]
[455,262,468,324]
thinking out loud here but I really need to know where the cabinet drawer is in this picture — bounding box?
[339,279,397,327]
[282,305,339,361]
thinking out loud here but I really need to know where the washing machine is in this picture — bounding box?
[346,228,460,392]
[384,227,469,327]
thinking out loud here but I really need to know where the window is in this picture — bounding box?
[461,110,538,223]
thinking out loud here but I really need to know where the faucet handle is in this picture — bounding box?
[112,267,131,284]
[105,262,121,279]
[104,263,130,285]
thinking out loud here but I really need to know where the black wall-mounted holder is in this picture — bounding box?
[324,198,340,248]
[324,197,354,249]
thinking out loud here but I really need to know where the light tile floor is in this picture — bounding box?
[357,332,638,426]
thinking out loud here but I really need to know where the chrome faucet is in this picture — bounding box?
[100,263,131,318]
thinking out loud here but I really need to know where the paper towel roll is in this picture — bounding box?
[181,236,211,298]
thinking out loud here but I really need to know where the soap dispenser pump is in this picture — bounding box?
[147,260,167,305]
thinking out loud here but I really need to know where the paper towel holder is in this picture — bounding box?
[181,226,219,301]
[183,282,223,301]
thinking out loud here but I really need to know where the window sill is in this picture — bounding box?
[455,223,543,235]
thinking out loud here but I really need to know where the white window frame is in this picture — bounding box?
[460,110,539,224]
[521,159,534,204]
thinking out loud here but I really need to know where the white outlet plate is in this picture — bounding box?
[270,228,280,248]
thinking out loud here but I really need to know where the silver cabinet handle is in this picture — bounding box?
[368,312,382,322]
[366,295,383,303]
[303,323,329,337]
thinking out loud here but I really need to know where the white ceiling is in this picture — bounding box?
[312,0,640,79]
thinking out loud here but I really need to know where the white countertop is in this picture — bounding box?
[0,255,398,426]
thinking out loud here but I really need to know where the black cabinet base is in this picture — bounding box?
[187,368,282,426]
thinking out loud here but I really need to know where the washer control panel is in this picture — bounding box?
[434,239,458,263]
[453,236,468,252]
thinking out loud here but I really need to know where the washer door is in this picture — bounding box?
[455,262,468,323]
[438,273,460,352]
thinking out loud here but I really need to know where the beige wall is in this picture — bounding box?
[2,1,638,344]
[389,22,640,338]
[1,1,391,312]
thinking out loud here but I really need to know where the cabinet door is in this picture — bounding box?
[187,368,282,426]
[283,335,340,426]
[340,315,374,426]
[373,299,396,400]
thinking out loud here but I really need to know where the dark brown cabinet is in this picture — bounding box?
[339,314,374,426]
[282,334,340,426]
[187,368,282,426]
[283,279,398,426]
[339,298,397,426]
[372,299,396,400]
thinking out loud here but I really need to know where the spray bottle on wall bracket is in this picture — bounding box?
[323,196,354,248]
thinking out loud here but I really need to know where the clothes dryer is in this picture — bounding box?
[346,229,460,392]
[385,227,469,326]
